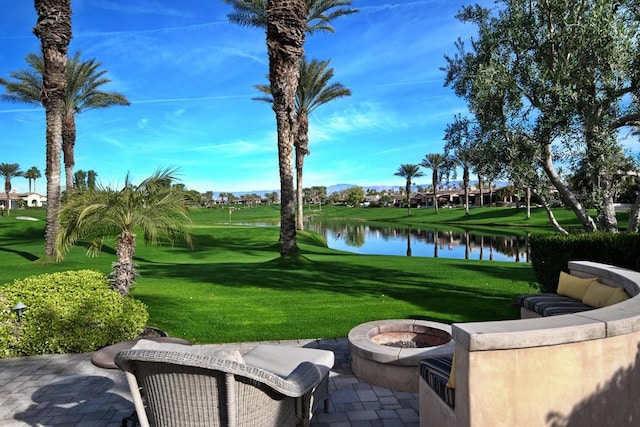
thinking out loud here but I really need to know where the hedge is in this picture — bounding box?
[529,232,640,293]
[0,270,148,358]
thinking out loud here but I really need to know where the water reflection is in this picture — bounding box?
[306,221,529,262]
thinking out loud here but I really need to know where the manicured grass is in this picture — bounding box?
[2,207,539,344]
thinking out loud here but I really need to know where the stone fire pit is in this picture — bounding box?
[348,319,454,392]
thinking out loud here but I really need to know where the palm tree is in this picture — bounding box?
[0,52,130,191]
[421,153,448,214]
[24,166,42,193]
[394,164,424,216]
[87,170,98,190]
[224,0,358,33]
[56,168,192,296]
[0,163,24,215]
[265,0,306,255]
[255,57,351,230]
[224,0,357,255]
[32,0,72,258]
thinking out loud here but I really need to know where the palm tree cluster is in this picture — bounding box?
[0,163,24,215]
[0,52,130,192]
[1,14,130,257]
[395,152,450,216]
[224,0,357,254]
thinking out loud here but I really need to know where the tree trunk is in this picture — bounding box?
[432,171,439,214]
[627,188,640,232]
[34,0,72,258]
[111,231,137,296]
[406,183,411,216]
[540,142,597,232]
[478,173,484,207]
[535,190,569,235]
[295,113,309,230]
[267,0,306,256]
[62,113,76,191]
[463,166,470,215]
[526,187,531,219]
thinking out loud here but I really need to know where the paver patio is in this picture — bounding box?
[0,337,419,427]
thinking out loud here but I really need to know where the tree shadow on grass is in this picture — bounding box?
[136,256,518,324]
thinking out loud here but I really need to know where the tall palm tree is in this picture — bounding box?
[394,164,424,216]
[24,166,42,193]
[265,0,306,255]
[255,57,351,230]
[224,0,357,255]
[0,52,130,191]
[56,168,192,296]
[421,153,448,214]
[33,0,72,258]
[224,0,358,33]
[0,163,24,215]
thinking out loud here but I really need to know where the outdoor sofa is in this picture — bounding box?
[419,260,640,427]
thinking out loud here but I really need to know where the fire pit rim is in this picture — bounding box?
[348,319,454,366]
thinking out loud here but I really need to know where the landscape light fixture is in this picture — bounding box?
[13,302,27,322]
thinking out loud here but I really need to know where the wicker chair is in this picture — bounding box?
[115,348,323,427]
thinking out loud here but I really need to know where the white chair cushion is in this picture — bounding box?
[132,339,245,363]
[243,344,334,378]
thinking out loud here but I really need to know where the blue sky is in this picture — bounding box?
[0,0,490,194]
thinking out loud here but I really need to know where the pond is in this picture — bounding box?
[305,221,531,262]
[233,220,532,262]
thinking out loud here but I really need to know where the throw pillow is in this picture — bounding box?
[605,287,631,306]
[582,281,617,308]
[556,272,597,300]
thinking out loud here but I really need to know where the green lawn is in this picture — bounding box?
[1,207,551,344]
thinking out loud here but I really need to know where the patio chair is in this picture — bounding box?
[115,346,324,427]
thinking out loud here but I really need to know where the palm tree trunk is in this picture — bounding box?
[111,231,137,296]
[295,113,310,231]
[432,171,439,214]
[267,0,306,256]
[62,114,76,191]
[34,0,72,259]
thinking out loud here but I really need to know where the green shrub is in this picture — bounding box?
[530,232,640,293]
[0,270,148,358]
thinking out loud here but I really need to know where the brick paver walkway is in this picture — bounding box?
[0,337,419,426]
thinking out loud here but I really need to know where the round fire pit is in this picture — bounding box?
[348,319,454,392]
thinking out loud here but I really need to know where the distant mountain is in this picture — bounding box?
[327,183,357,194]
[214,180,512,197]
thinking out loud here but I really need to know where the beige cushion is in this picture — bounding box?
[132,339,244,363]
[605,287,631,306]
[557,272,597,300]
[582,281,617,308]
[243,344,334,378]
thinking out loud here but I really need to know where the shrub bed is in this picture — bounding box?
[529,232,640,293]
[0,270,148,358]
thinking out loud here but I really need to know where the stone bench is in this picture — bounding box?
[419,260,640,427]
